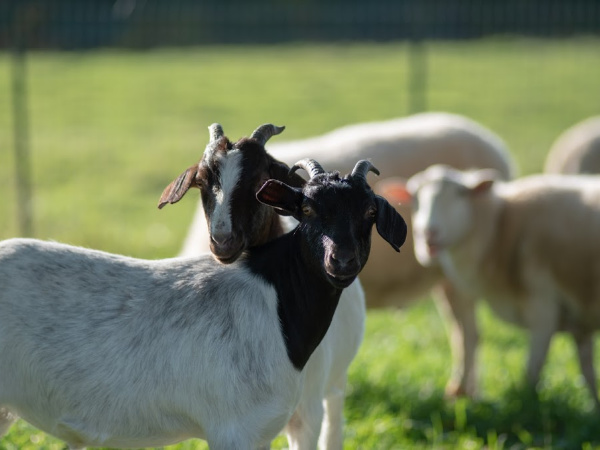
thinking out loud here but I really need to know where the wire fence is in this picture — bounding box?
[3,0,600,237]
[3,0,600,49]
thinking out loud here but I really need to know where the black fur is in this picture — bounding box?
[250,172,406,369]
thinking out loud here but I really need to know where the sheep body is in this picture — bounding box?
[405,165,600,404]
[544,116,600,174]
[179,113,515,397]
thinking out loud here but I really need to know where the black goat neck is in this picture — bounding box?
[245,230,343,370]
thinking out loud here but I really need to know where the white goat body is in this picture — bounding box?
[405,165,600,405]
[0,239,298,449]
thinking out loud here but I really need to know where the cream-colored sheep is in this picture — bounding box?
[399,164,600,406]
[544,116,600,174]
[180,112,516,397]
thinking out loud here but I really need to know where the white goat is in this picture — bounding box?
[0,159,407,450]
[544,116,600,174]
[159,123,366,450]
[179,113,516,397]
[397,164,600,405]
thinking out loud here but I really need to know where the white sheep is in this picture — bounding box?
[159,123,367,449]
[544,116,600,174]
[396,164,600,405]
[0,159,407,450]
[179,112,516,397]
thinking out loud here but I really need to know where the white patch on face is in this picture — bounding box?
[211,150,243,238]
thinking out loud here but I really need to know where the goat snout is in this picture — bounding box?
[210,233,244,264]
[325,247,360,281]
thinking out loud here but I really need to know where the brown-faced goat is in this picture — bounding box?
[159,123,367,449]
[0,160,407,450]
[177,114,516,397]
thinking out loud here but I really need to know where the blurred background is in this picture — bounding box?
[1,1,600,449]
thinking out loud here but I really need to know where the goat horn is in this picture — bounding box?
[208,123,224,143]
[250,124,285,146]
[289,158,326,179]
[351,160,380,180]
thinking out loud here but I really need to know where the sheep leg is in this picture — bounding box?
[524,295,558,389]
[0,407,17,436]
[318,376,346,450]
[285,399,324,450]
[573,331,600,408]
[432,280,479,397]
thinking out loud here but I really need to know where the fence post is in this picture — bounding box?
[407,3,427,114]
[11,2,34,237]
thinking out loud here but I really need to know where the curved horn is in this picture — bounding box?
[250,124,285,146]
[289,158,326,179]
[208,123,224,143]
[351,159,380,180]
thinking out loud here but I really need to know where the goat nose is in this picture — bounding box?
[331,249,356,267]
[211,232,232,246]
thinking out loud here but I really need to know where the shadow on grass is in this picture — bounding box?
[347,379,600,448]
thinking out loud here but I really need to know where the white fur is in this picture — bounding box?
[0,235,347,449]
[211,150,243,240]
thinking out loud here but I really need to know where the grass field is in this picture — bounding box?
[1,38,600,449]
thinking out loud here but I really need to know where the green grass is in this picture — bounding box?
[1,38,600,449]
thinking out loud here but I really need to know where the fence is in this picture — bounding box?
[3,0,600,238]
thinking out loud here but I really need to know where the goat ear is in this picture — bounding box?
[256,179,302,216]
[158,165,200,209]
[374,195,408,252]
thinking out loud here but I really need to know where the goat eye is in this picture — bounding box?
[302,205,314,217]
[366,206,377,219]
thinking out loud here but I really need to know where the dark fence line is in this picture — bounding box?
[4,0,600,236]
[2,0,600,50]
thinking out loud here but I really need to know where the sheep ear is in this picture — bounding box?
[465,169,499,195]
[374,195,408,252]
[158,165,200,209]
[256,179,302,216]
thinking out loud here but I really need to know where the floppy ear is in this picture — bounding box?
[374,195,408,252]
[158,165,200,209]
[256,179,303,217]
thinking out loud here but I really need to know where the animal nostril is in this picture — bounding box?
[331,251,356,266]
[211,233,232,246]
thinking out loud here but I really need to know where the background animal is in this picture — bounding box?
[397,164,600,406]
[544,116,600,175]
[178,112,516,397]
